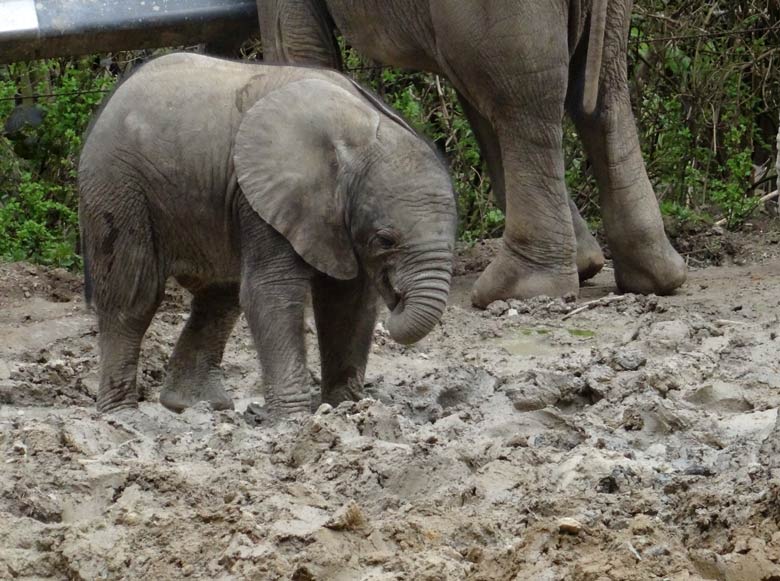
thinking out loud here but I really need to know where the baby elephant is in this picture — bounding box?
[79,53,456,418]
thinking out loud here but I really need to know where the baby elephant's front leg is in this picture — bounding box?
[240,242,314,419]
[311,274,377,407]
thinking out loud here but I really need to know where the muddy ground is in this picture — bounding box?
[2,232,780,580]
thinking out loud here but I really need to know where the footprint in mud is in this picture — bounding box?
[499,369,599,413]
[366,366,498,425]
[685,381,754,413]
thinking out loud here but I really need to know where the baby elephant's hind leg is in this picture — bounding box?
[96,301,161,413]
[160,283,240,412]
[84,207,164,413]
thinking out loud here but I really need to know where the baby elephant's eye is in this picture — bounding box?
[375,232,398,250]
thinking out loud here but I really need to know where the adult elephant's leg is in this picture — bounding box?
[572,104,686,293]
[433,6,580,305]
[257,0,341,67]
[568,6,686,294]
[160,283,240,413]
[459,92,604,283]
[468,108,578,305]
[311,274,378,407]
[456,92,507,210]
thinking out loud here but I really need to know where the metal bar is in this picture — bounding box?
[0,0,259,64]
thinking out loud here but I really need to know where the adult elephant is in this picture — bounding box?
[257,0,687,307]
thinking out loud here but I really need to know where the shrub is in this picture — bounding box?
[0,58,115,268]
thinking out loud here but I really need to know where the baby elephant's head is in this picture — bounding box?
[234,78,456,345]
[345,127,456,345]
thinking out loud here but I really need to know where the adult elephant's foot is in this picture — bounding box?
[570,198,605,282]
[159,371,234,413]
[471,244,579,308]
[576,230,605,282]
[611,237,687,295]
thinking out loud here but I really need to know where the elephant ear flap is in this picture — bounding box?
[233,79,378,280]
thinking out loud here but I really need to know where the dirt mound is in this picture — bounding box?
[664,217,780,269]
[0,262,82,307]
[2,255,780,579]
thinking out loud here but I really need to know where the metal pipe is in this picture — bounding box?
[0,0,259,64]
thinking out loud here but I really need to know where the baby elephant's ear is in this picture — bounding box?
[233,79,379,280]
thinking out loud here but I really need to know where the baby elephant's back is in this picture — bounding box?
[81,54,249,197]
[79,53,346,201]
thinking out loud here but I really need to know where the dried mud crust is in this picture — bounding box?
[2,251,780,580]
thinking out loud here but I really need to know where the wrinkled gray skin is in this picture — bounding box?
[79,53,456,417]
[258,0,688,306]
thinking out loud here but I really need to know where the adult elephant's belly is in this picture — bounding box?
[327,0,441,73]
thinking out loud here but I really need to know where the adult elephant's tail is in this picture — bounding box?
[583,0,609,114]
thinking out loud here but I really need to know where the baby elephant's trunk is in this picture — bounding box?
[387,251,452,345]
